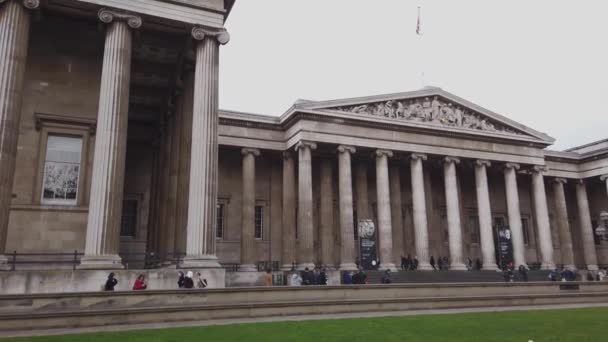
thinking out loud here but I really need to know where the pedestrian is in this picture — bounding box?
[263,269,273,286]
[319,268,328,285]
[406,254,412,270]
[104,272,118,291]
[548,269,558,281]
[475,258,482,271]
[381,270,392,284]
[184,271,194,289]
[196,272,208,288]
[443,256,449,270]
[430,256,436,270]
[301,267,312,285]
[313,268,321,285]
[467,257,473,271]
[437,256,443,270]
[342,271,353,284]
[290,272,302,286]
[401,255,406,270]
[177,271,186,288]
[518,265,528,282]
[132,274,147,290]
[413,256,419,270]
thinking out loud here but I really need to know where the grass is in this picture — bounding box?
[3,307,606,342]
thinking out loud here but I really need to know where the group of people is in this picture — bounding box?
[399,255,419,270]
[102,271,208,291]
[342,268,369,284]
[289,267,328,286]
[103,272,148,291]
[430,256,450,270]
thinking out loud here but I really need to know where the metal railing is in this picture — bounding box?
[7,250,83,271]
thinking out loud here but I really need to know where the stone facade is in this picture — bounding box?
[1,0,607,281]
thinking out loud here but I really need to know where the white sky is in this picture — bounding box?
[220,0,608,150]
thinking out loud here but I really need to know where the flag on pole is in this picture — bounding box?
[416,6,422,35]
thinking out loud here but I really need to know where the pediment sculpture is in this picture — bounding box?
[329,96,523,135]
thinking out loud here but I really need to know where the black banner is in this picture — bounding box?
[496,224,514,269]
[358,219,378,270]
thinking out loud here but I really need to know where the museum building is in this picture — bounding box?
[1,0,608,279]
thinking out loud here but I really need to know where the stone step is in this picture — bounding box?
[365,270,552,283]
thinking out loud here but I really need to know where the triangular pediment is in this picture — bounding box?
[296,88,554,144]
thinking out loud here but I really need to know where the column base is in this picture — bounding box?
[541,262,556,270]
[449,262,468,271]
[321,264,336,271]
[296,262,315,271]
[482,263,500,271]
[563,264,576,271]
[239,264,258,272]
[0,255,10,271]
[417,262,433,271]
[280,264,295,271]
[586,264,599,271]
[339,263,358,271]
[77,255,124,270]
[180,255,222,269]
[378,263,398,271]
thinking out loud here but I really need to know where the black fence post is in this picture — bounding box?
[11,251,16,271]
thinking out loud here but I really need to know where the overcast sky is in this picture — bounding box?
[219,1,608,150]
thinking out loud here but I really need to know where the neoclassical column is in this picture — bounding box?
[576,180,599,271]
[319,158,335,269]
[552,178,575,270]
[474,160,498,270]
[337,145,357,270]
[531,166,555,269]
[281,151,296,270]
[240,148,260,271]
[80,9,142,269]
[0,0,39,269]
[389,164,404,264]
[503,163,526,268]
[182,27,230,268]
[601,175,608,199]
[443,157,466,270]
[375,149,396,270]
[296,141,316,270]
[410,153,432,270]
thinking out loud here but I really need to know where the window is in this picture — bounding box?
[216,203,225,239]
[120,199,138,238]
[41,135,82,205]
[521,218,530,246]
[469,216,480,244]
[255,205,264,239]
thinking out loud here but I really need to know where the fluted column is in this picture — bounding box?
[337,145,357,270]
[319,158,335,269]
[531,166,555,269]
[443,157,466,270]
[79,9,142,269]
[601,175,608,199]
[410,153,432,270]
[240,148,259,271]
[296,141,316,270]
[552,178,575,269]
[504,163,526,268]
[474,160,498,270]
[576,180,599,271]
[281,152,296,270]
[375,149,396,270]
[389,164,404,264]
[182,27,230,268]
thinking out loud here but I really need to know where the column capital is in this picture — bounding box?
[191,26,230,45]
[532,165,547,173]
[241,147,260,157]
[443,156,460,165]
[410,153,428,161]
[475,159,491,167]
[505,162,520,171]
[600,174,608,182]
[295,141,317,152]
[576,179,586,186]
[553,178,568,185]
[282,151,293,160]
[98,8,142,29]
[0,0,39,10]
[375,149,393,158]
[337,145,356,154]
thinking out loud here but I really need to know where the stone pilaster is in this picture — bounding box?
[375,149,396,270]
[552,178,575,270]
[389,164,404,264]
[503,163,526,268]
[410,153,432,270]
[296,141,316,270]
[281,151,296,270]
[182,27,229,268]
[174,71,194,255]
[531,166,555,270]
[337,145,357,270]
[0,0,39,269]
[79,9,141,269]
[575,180,599,271]
[474,160,498,270]
[443,157,466,270]
[319,158,335,269]
[240,147,260,272]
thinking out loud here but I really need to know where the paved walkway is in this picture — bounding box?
[3,302,608,338]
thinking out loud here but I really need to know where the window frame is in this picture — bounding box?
[120,197,139,238]
[40,134,84,206]
[216,202,226,240]
[254,204,264,240]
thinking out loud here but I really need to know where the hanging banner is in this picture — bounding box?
[358,219,378,270]
[496,224,514,269]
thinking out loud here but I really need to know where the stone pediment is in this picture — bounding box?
[298,88,554,144]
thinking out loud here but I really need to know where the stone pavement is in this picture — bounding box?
[3,302,608,338]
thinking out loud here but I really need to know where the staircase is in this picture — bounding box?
[366,270,552,284]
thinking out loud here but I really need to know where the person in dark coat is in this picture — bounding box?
[177,271,186,288]
[184,271,195,288]
[443,256,449,270]
[518,265,528,282]
[104,272,118,291]
[319,268,328,285]
[401,255,406,270]
[342,271,353,284]
[381,270,392,284]
[430,256,436,270]
[301,268,312,285]
[413,256,419,270]
[475,258,482,271]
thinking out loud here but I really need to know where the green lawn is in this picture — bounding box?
[3,307,606,342]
